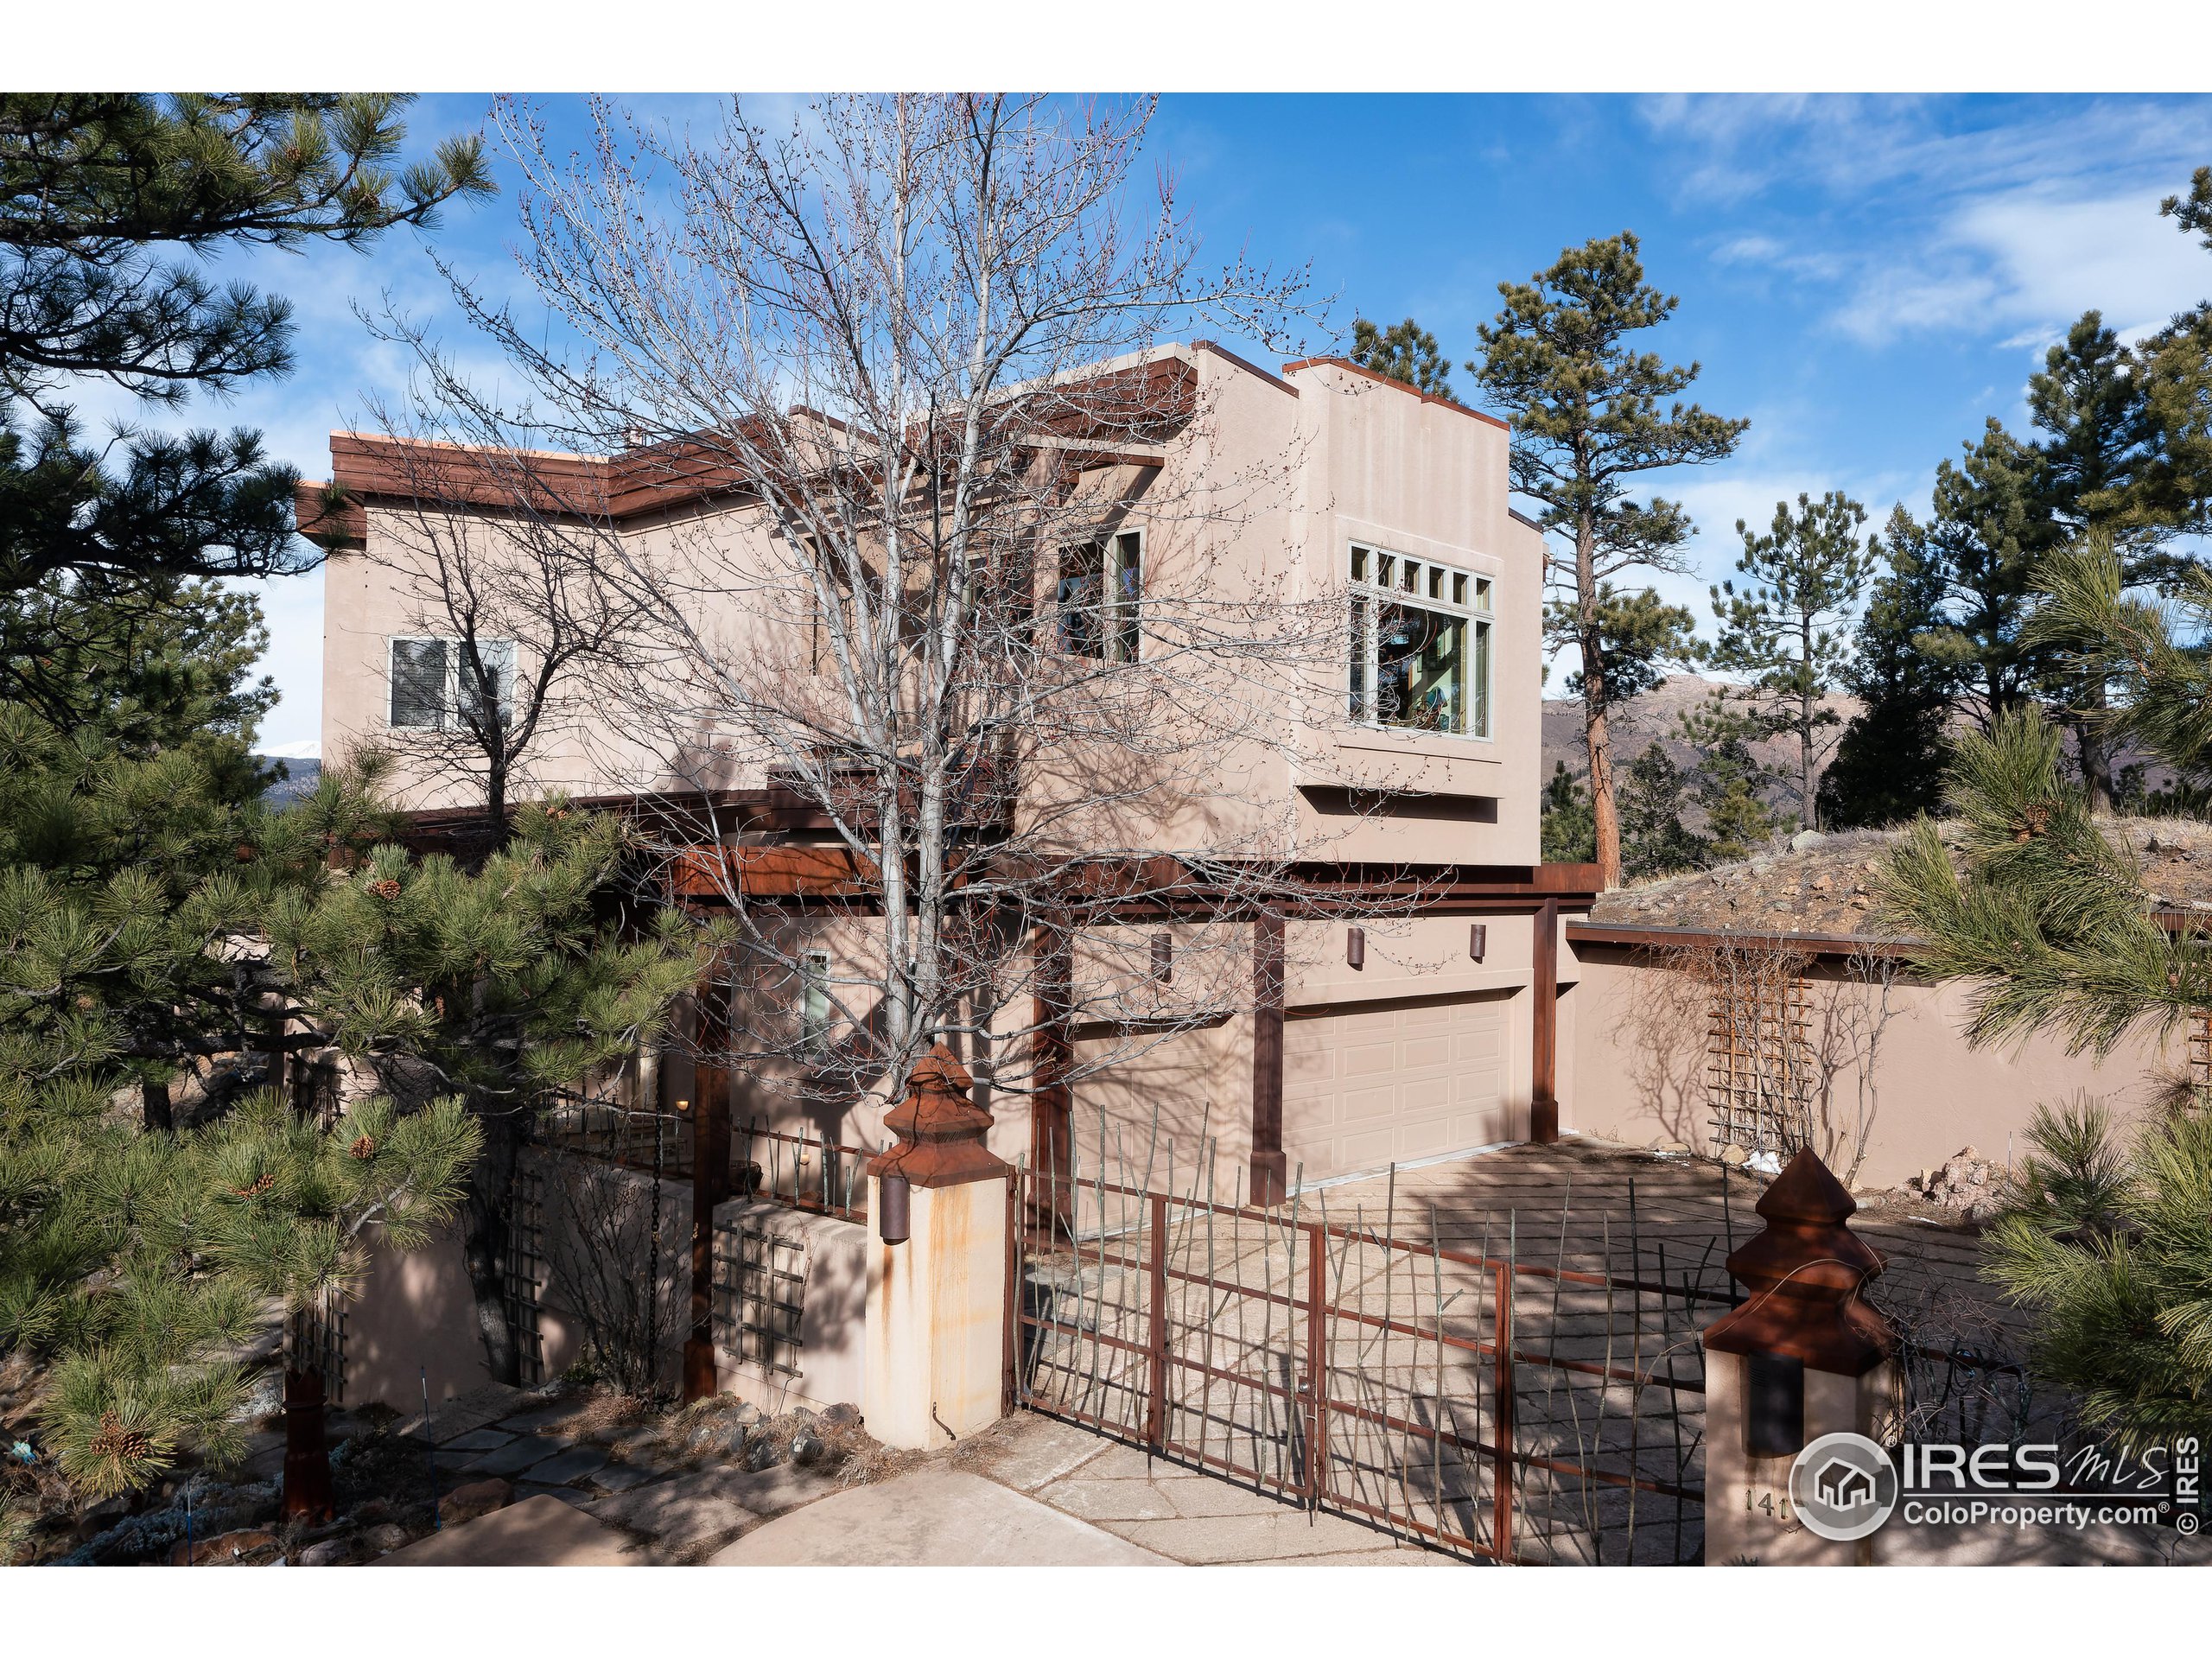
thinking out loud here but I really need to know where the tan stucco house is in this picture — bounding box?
[301,344,1601,1208]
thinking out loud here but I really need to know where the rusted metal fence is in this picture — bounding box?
[541,1101,868,1224]
[1008,1145,1726,1564]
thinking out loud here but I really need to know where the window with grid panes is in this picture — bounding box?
[1346,543,1491,736]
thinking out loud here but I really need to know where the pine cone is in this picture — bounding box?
[348,1134,378,1160]
[232,1173,276,1199]
[89,1412,152,1465]
[368,878,402,900]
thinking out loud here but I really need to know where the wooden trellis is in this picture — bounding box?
[1705,958,1813,1155]
[504,1164,548,1387]
[2191,1011,2212,1095]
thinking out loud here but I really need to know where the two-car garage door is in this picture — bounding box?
[1281,992,1513,1184]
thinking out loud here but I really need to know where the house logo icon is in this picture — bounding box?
[1815,1458,1877,1510]
[1789,1432,1898,1541]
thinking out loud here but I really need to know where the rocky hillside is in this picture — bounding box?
[1540,674,1856,803]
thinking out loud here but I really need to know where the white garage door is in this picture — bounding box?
[1282,993,1513,1183]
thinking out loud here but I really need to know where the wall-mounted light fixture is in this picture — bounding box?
[1346,926,1366,970]
[1151,931,1173,985]
[878,1171,912,1246]
[1470,923,1488,963]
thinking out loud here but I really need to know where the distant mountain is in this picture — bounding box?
[1541,674,1855,805]
[256,755,321,808]
[1541,674,2179,816]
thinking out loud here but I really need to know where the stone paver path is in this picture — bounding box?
[956,1413,1452,1567]
[372,1494,633,1567]
[710,1471,1173,1567]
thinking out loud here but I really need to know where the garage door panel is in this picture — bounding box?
[1342,1084,1399,1122]
[1402,1035,1453,1070]
[1282,993,1513,1183]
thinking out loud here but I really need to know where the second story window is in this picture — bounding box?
[1058,529,1141,662]
[1347,544,1491,738]
[388,636,516,731]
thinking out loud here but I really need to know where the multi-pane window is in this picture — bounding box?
[1058,530,1141,662]
[1346,544,1491,736]
[387,637,515,731]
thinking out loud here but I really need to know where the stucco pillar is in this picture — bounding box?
[863,1046,1010,1451]
[1702,1148,1899,1566]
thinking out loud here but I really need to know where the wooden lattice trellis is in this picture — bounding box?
[504,1165,547,1387]
[2191,1010,2212,1095]
[1706,959,1813,1155]
[713,1220,808,1379]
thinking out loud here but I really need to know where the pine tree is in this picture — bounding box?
[1918,421,2059,728]
[1540,762,1596,864]
[1681,705,1788,863]
[2024,311,2169,810]
[1350,315,1455,398]
[2131,168,2212,540]
[1471,232,1746,887]
[1618,741,1708,879]
[1818,507,1961,829]
[0,97,508,1516]
[1707,492,1875,830]
[1877,536,2212,1450]
[2,95,491,593]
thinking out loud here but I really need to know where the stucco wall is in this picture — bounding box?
[1561,942,2183,1190]
[317,347,1547,871]
[342,1153,871,1418]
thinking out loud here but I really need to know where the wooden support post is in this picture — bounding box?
[1250,912,1287,1205]
[1530,898,1560,1145]
[683,1045,731,1403]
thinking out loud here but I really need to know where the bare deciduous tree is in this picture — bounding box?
[382,94,1428,1188]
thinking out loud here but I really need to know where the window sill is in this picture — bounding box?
[1335,725,1500,764]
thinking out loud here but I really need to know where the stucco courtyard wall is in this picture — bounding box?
[343,1152,867,1417]
[1561,942,2184,1190]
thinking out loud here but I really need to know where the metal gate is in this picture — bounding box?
[1007,1154,1727,1565]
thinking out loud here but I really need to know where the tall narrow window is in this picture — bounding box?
[1346,546,1492,737]
[799,951,832,1055]
[389,639,449,729]
[1058,529,1141,662]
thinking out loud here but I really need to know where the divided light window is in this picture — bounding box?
[1347,544,1491,737]
[1058,529,1141,662]
[387,636,516,731]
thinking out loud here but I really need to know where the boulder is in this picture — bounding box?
[441,1477,513,1522]
[362,1522,412,1554]
[170,1527,278,1566]
[297,1537,353,1567]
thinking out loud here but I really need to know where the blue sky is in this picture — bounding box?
[90,93,2212,753]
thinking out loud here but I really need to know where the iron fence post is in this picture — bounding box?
[1147,1190,1169,1453]
[1493,1263,1515,1561]
[1306,1219,1328,1510]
